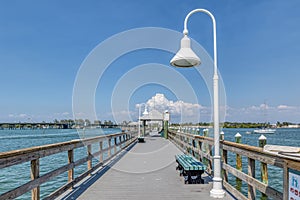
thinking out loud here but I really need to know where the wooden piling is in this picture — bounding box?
[235,133,242,192]
[220,131,224,141]
[259,135,268,200]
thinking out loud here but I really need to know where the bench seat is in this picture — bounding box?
[175,154,207,184]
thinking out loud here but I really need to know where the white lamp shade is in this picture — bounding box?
[170,35,201,67]
[142,107,149,115]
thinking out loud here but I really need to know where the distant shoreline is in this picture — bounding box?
[0,122,120,130]
[1,121,300,130]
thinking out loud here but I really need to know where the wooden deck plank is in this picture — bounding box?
[60,137,234,200]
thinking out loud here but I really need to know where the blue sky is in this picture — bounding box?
[0,0,299,123]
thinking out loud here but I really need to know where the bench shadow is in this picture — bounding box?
[60,142,137,200]
[202,173,213,184]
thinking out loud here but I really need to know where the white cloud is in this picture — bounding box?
[4,113,35,122]
[62,112,70,116]
[225,104,300,123]
[19,114,27,118]
[277,105,295,110]
[136,93,205,123]
[108,110,135,124]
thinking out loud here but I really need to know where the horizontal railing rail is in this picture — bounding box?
[0,131,137,200]
[168,129,300,200]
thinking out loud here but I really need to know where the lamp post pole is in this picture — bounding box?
[170,9,225,198]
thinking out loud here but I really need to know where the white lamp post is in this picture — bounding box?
[170,8,225,198]
[138,103,149,138]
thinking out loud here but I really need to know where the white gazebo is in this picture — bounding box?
[139,109,164,139]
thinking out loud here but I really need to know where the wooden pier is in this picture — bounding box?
[59,135,233,200]
[0,128,300,200]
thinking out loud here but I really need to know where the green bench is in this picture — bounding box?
[175,154,207,184]
[138,136,145,143]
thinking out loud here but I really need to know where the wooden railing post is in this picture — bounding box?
[124,134,128,146]
[163,119,169,139]
[208,143,213,175]
[248,158,256,199]
[87,144,92,174]
[31,159,40,200]
[99,141,103,162]
[114,137,117,154]
[235,133,242,192]
[122,134,126,147]
[222,149,228,182]
[259,135,268,200]
[108,138,111,158]
[198,140,203,162]
[203,129,213,174]
[192,139,196,157]
[221,131,228,182]
[283,161,288,200]
[68,150,74,188]
[203,129,209,171]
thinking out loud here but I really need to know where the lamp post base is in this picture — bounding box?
[210,188,225,198]
[210,177,225,198]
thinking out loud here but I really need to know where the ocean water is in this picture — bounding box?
[0,128,121,199]
[0,128,299,199]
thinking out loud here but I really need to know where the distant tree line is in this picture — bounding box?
[222,122,270,128]
[170,121,300,128]
[52,119,116,127]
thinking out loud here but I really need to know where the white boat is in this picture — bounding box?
[253,128,276,134]
[253,101,276,134]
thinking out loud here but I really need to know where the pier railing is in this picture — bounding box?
[0,131,137,200]
[168,130,300,200]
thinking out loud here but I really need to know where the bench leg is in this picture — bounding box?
[187,171,192,184]
[189,170,205,184]
[183,170,188,184]
[199,170,204,184]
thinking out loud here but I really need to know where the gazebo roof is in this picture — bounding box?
[140,109,164,121]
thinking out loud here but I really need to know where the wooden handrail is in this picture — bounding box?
[0,131,137,200]
[168,130,300,200]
